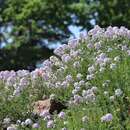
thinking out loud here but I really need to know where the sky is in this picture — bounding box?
[47,25,87,49]
[0,24,87,49]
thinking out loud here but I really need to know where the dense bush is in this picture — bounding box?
[1,25,130,129]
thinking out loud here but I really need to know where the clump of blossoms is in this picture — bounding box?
[1,25,130,129]
[101,113,113,122]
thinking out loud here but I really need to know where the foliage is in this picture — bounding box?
[0,0,130,70]
[0,0,97,70]
[96,0,130,28]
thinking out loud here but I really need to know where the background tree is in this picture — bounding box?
[0,0,130,70]
[96,0,130,28]
[0,0,97,70]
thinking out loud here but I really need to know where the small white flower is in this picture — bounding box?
[47,120,54,128]
[58,112,65,119]
[3,118,11,124]
[121,45,128,51]
[74,82,80,88]
[109,96,115,102]
[50,94,56,100]
[110,63,117,70]
[44,115,51,121]
[115,89,123,97]
[80,128,85,130]
[94,42,101,50]
[61,127,67,130]
[84,93,96,102]
[21,122,25,127]
[107,47,113,52]
[32,123,40,128]
[66,75,73,83]
[7,126,17,130]
[76,73,83,80]
[61,54,71,63]
[73,95,83,104]
[16,120,21,124]
[40,110,50,118]
[88,65,95,74]
[86,74,94,80]
[127,50,130,56]
[114,56,120,62]
[104,58,111,64]
[25,118,33,126]
[75,86,80,91]
[79,80,85,86]
[87,43,93,49]
[101,113,113,122]
[82,116,88,123]
[91,86,98,93]
[104,91,109,96]
[99,67,105,72]
[72,89,78,95]
[73,61,80,68]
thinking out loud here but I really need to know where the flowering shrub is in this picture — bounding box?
[1,25,130,129]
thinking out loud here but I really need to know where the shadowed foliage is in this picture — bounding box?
[0,0,130,70]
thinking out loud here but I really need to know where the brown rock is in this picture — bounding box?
[33,99,67,115]
[33,99,51,114]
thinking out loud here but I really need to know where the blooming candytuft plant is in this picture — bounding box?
[1,25,130,129]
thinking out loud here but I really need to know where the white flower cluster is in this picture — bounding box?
[1,25,130,129]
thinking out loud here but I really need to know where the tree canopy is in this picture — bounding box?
[0,0,130,70]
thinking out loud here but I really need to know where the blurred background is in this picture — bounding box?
[0,0,130,71]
